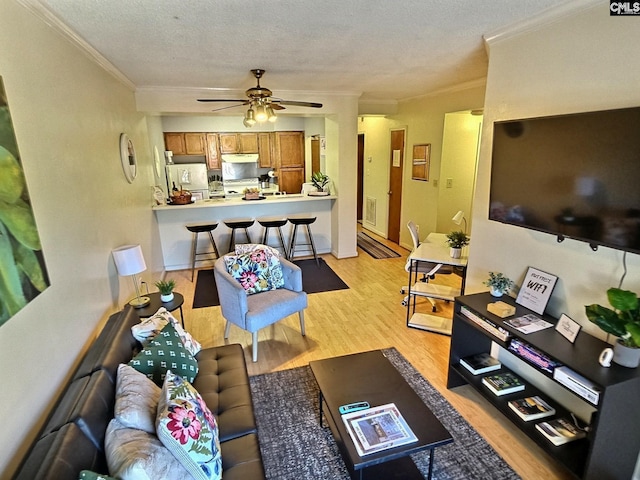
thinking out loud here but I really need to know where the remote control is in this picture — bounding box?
[339,401,370,415]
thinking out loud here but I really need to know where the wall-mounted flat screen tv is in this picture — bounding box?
[489,106,640,254]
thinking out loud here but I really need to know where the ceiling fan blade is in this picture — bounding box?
[209,104,248,112]
[197,98,248,103]
[270,103,286,111]
[275,100,323,108]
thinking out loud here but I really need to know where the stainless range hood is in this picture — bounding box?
[221,154,259,180]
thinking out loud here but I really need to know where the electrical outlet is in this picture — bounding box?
[433,179,438,187]
[446,178,453,188]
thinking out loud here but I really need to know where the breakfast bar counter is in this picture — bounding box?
[153,194,337,270]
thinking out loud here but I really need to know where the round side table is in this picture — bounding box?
[132,292,185,328]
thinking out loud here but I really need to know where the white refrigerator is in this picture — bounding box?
[166,163,209,200]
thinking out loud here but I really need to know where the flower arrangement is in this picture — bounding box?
[243,187,260,200]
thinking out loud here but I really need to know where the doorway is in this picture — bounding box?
[387,128,405,243]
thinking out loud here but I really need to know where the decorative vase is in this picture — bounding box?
[612,340,640,368]
[449,247,462,259]
[160,292,174,303]
[490,287,504,298]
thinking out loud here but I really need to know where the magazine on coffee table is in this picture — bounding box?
[341,403,418,456]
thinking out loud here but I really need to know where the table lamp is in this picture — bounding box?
[452,210,467,233]
[112,244,150,308]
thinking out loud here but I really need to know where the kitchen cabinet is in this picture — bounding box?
[206,133,220,169]
[218,133,259,154]
[163,132,206,155]
[273,131,305,194]
[258,133,274,168]
[277,168,305,195]
[274,131,304,168]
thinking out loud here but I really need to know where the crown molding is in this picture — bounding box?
[484,0,601,49]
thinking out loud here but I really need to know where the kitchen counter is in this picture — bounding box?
[152,193,336,211]
[153,194,337,270]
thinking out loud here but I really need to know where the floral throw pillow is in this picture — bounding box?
[156,371,222,480]
[235,243,281,257]
[224,248,284,294]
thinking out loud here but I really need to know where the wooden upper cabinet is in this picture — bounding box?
[184,133,206,155]
[206,133,220,169]
[164,133,186,155]
[219,133,259,154]
[218,133,238,154]
[258,133,273,168]
[238,133,259,153]
[164,132,206,155]
[274,131,304,168]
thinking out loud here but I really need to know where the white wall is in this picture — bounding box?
[469,3,640,338]
[0,2,163,476]
[358,84,485,248]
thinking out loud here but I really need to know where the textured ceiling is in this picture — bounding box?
[25,0,571,107]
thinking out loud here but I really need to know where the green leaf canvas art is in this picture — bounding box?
[0,76,50,327]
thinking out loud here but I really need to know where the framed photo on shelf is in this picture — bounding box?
[556,314,581,343]
[516,267,558,315]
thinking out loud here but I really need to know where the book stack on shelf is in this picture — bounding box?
[460,306,510,341]
[536,417,587,446]
[459,353,501,375]
[507,395,556,421]
[482,372,526,396]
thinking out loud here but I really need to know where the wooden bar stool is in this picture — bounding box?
[287,215,319,266]
[224,218,254,253]
[185,222,220,282]
[257,216,289,258]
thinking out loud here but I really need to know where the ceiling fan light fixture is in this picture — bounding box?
[255,104,268,122]
[266,105,277,122]
[244,107,256,127]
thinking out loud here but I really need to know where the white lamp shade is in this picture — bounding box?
[452,210,465,225]
[112,244,147,276]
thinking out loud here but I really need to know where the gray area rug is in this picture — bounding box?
[249,348,520,479]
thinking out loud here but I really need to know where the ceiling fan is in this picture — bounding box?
[197,69,322,127]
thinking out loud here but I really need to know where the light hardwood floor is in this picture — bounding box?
[168,230,573,480]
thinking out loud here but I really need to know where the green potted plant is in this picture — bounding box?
[310,171,330,195]
[155,279,176,303]
[585,287,640,368]
[483,272,513,298]
[445,230,470,259]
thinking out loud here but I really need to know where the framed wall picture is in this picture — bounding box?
[119,133,137,183]
[412,144,430,181]
[515,267,558,315]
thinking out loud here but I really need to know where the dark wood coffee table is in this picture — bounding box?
[309,350,453,480]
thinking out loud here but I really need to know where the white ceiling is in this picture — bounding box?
[22,0,583,114]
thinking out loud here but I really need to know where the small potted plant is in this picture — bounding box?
[483,272,513,298]
[155,279,176,303]
[310,171,330,196]
[445,230,470,259]
[585,287,640,368]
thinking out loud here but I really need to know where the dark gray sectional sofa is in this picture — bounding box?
[13,305,265,479]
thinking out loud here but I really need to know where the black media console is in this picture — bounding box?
[447,293,640,480]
